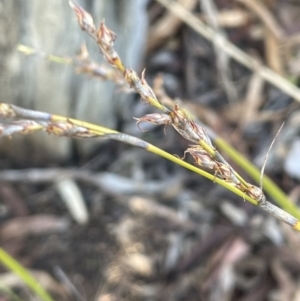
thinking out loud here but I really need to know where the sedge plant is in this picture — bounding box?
[1,3,300,300]
[1,1,300,230]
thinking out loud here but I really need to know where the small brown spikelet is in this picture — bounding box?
[244,184,265,203]
[125,69,150,101]
[96,21,124,70]
[125,69,162,108]
[135,113,171,126]
[185,146,215,170]
[169,104,189,124]
[124,69,140,89]
[186,145,233,180]
[97,21,117,52]
[46,122,74,136]
[170,104,201,143]
[189,119,214,147]
[69,1,96,34]
[47,122,97,138]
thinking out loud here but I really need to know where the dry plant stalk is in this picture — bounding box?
[1,2,299,231]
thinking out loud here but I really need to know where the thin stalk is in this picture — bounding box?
[0,248,55,301]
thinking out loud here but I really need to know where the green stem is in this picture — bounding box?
[0,248,55,301]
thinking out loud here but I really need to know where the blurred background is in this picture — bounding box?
[1,0,300,300]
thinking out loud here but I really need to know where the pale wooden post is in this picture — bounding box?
[0,0,148,164]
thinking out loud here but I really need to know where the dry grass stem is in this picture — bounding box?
[155,0,300,102]
[147,0,197,52]
[239,69,264,129]
[236,0,284,39]
[236,0,285,74]
[200,0,238,102]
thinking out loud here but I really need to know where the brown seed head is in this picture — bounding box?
[185,146,216,170]
[246,184,266,203]
[69,1,96,34]
[124,69,139,88]
[185,145,233,180]
[47,122,96,138]
[97,21,117,52]
[124,69,153,102]
[46,122,74,136]
[170,105,200,143]
[135,113,171,130]
[190,120,213,147]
